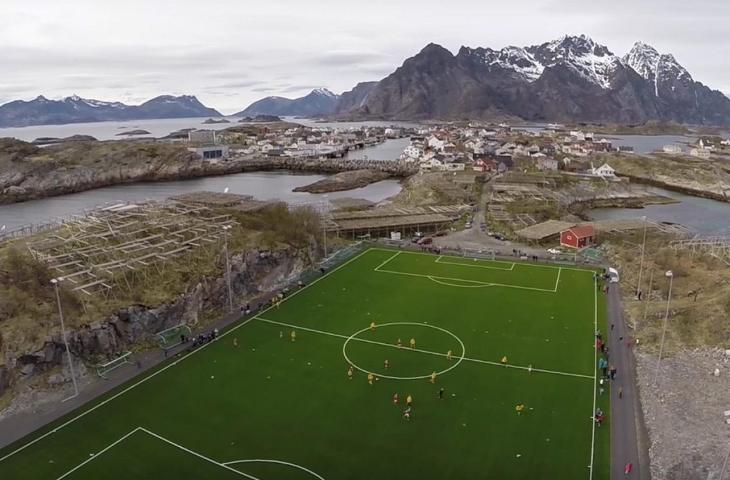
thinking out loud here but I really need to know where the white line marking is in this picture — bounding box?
[0,247,373,464]
[554,267,563,292]
[369,247,596,273]
[223,459,325,480]
[427,276,493,288]
[341,322,466,380]
[373,250,401,271]
[376,267,557,293]
[55,427,142,480]
[257,317,593,380]
[138,428,259,479]
[434,256,515,271]
[588,276,598,480]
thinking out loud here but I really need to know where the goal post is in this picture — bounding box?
[462,248,496,261]
[155,323,192,350]
[96,351,133,378]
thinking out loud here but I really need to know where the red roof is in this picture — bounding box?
[567,225,595,238]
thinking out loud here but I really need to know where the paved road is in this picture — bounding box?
[607,283,651,479]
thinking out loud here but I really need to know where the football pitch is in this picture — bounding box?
[0,247,610,479]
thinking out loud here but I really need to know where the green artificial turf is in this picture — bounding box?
[0,248,610,479]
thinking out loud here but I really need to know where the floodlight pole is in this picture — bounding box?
[654,270,673,388]
[640,269,654,331]
[636,215,648,298]
[222,225,233,313]
[322,196,329,259]
[52,278,79,401]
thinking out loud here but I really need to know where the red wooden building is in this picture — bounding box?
[560,225,595,249]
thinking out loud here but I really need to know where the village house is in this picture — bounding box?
[590,163,616,178]
[536,157,559,171]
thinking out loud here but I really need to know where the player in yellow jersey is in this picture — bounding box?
[409,338,416,349]
[368,372,374,386]
[291,330,296,342]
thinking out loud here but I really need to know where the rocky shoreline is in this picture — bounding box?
[0,152,416,206]
[618,173,730,203]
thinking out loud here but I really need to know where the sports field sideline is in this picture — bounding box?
[0,247,610,479]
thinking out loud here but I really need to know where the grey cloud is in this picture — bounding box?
[215,80,264,89]
[312,51,389,67]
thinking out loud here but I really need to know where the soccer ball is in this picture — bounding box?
[210,376,215,379]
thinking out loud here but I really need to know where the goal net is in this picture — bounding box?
[155,323,192,350]
[96,351,133,378]
[462,248,496,261]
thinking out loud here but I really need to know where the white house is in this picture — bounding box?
[427,135,446,151]
[591,163,616,178]
[662,145,682,154]
[690,148,711,159]
[402,145,424,160]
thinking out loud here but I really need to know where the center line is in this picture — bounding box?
[255,317,593,380]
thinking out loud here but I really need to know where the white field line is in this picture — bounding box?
[138,428,259,480]
[0,247,374,464]
[375,267,558,293]
[373,250,401,271]
[256,317,593,380]
[369,247,596,273]
[554,267,563,292]
[435,256,515,271]
[222,459,325,480]
[426,277,493,288]
[55,427,142,480]
[588,276,598,479]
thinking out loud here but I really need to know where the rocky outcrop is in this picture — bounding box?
[0,143,415,205]
[292,169,391,193]
[0,248,307,399]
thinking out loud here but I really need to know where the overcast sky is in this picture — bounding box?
[1,0,728,114]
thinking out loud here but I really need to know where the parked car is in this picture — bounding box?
[418,237,433,245]
[547,247,562,255]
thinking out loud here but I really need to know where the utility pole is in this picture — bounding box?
[636,215,648,298]
[222,225,233,313]
[51,278,79,402]
[654,270,674,388]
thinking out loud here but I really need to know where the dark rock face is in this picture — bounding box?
[0,95,221,128]
[1,249,307,395]
[334,82,379,114]
[236,88,340,117]
[348,35,730,125]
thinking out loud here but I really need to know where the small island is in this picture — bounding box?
[202,118,231,124]
[239,114,282,123]
[293,169,391,193]
[116,129,151,136]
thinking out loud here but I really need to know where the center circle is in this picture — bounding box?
[342,322,466,380]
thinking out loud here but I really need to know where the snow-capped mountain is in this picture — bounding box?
[236,88,341,117]
[347,34,730,125]
[461,46,545,81]
[0,95,221,128]
[526,34,622,89]
[623,42,693,97]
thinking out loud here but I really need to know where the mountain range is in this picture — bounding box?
[235,88,340,117]
[243,35,730,125]
[0,95,221,128]
[3,35,729,127]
